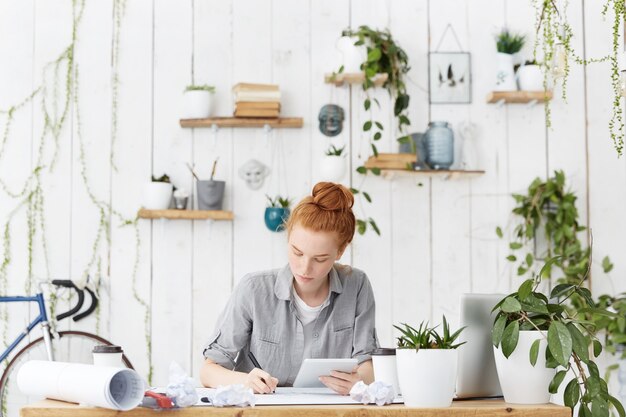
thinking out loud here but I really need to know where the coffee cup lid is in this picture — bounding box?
[372,348,396,355]
[92,345,123,354]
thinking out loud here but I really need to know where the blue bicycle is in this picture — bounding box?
[0,280,133,416]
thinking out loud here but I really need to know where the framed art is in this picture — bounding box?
[429,52,472,104]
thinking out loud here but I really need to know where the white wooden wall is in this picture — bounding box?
[1,0,624,386]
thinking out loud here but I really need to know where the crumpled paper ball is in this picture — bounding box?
[349,380,395,406]
[212,384,256,407]
[165,361,199,407]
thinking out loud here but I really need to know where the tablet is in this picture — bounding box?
[292,358,358,388]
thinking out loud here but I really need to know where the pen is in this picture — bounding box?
[248,351,274,393]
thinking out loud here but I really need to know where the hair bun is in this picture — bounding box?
[311,182,354,211]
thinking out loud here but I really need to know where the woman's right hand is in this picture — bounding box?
[245,368,278,394]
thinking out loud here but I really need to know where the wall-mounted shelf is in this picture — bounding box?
[180,117,303,129]
[324,72,388,87]
[138,208,234,221]
[373,169,485,180]
[486,91,553,106]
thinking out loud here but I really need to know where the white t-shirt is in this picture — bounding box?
[292,288,330,359]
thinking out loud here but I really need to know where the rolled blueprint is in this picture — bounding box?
[17,360,144,411]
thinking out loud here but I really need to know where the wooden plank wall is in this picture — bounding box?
[0,0,624,387]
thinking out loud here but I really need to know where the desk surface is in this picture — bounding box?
[21,399,571,417]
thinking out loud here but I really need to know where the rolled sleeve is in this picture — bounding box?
[352,274,378,364]
[202,276,254,369]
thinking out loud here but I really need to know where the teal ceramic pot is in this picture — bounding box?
[264,207,290,232]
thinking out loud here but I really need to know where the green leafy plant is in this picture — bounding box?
[265,194,291,209]
[151,174,171,183]
[394,316,466,351]
[594,293,626,359]
[491,258,625,417]
[338,25,411,236]
[325,145,345,157]
[495,29,526,54]
[184,84,215,93]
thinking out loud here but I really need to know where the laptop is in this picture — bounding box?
[455,293,505,399]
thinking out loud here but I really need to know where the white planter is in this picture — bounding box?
[494,331,555,404]
[182,90,213,119]
[141,182,173,210]
[319,155,347,182]
[335,36,366,73]
[517,65,544,91]
[494,52,517,91]
[396,349,458,407]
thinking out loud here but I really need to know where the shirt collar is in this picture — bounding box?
[274,263,344,301]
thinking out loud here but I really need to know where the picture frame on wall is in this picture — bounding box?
[429,52,472,104]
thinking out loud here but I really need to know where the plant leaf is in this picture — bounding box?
[496,226,503,238]
[492,314,507,347]
[529,338,541,366]
[593,340,602,357]
[501,297,522,313]
[367,47,382,62]
[567,323,589,363]
[363,121,372,131]
[602,256,614,273]
[363,192,372,203]
[548,321,573,367]
[608,395,626,417]
[563,378,580,408]
[356,166,367,174]
[518,279,534,302]
[364,98,371,111]
[549,370,567,394]
[591,397,609,417]
[550,283,575,299]
[510,242,523,250]
[501,321,520,358]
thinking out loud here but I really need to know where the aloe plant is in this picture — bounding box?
[394,316,465,351]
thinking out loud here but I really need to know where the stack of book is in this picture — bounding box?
[233,83,281,118]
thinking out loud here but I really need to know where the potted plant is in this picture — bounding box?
[491,258,625,414]
[264,195,291,232]
[494,29,525,91]
[141,174,173,210]
[517,59,543,91]
[319,145,347,182]
[182,84,215,119]
[337,26,411,236]
[394,316,465,407]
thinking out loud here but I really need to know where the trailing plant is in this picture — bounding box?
[338,26,411,236]
[492,258,625,417]
[325,145,345,157]
[184,84,215,93]
[265,194,291,209]
[394,316,466,351]
[495,29,526,54]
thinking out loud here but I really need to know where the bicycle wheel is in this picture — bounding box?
[0,330,133,417]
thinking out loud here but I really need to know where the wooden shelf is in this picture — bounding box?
[138,208,233,220]
[180,117,303,129]
[374,169,485,180]
[486,90,553,104]
[324,72,388,87]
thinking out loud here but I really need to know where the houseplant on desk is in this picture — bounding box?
[394,316,465,407]
[492,258,626,415]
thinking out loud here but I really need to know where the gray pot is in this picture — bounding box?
[197,180,225,210]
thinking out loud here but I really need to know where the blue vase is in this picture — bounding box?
[264,207,290,232]
[425,121,454,170]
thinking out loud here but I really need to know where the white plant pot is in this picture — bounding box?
[494,52,517,91]
[182,90,212,119]
[517,65,544,91]
[142,182,173,210]
[335,36,366,73]
[396,349,458,407]
[319,155,347,182]
[494,330,555,404]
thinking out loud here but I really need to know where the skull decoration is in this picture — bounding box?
[318,104,345,137]
[238,159,271,190]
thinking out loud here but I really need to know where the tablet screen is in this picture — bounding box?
[292,358,358,388]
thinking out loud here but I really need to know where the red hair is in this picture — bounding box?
[286,182,356,251]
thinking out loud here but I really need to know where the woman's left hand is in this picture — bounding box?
[319,368,361,395]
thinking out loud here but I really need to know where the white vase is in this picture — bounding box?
[517,65,544,91]
[335,36,366,73]
[396,349,458,407]
[493,331,555,404]
[494,52,517,91]
[182,90,212,119]
[142,182,173,210]
[319,155,347,182]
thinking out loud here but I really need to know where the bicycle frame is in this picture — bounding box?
[0,293,53,362]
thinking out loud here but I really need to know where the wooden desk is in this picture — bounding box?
[21,399,571,417]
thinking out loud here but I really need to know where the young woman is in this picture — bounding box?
[200,182,378,395]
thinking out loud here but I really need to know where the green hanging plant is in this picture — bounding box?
[337,25,411,236]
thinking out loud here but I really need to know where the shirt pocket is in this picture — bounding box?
[250,330,282,365]
[330,323,354,355]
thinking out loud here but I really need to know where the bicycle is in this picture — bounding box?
[0,280,133,417]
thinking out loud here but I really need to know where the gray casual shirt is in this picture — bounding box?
[202,263,378,386]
